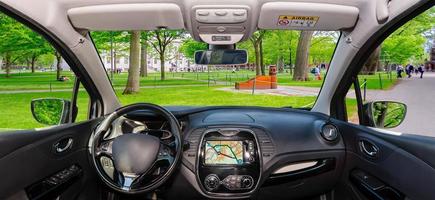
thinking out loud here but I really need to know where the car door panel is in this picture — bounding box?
[334,120,435,200]
[0,119,102,199]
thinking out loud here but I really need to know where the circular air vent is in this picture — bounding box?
[321,124,339,142]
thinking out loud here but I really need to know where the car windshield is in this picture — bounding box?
[91,30,341,108]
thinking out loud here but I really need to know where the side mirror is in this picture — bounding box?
[363,101,407,129]
[31,98,72,126]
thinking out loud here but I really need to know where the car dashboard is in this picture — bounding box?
[106,106,345,199]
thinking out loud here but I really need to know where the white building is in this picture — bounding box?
[100,40,199,73]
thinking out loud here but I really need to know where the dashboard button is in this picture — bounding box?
[233,11,246,16]
[197,11,210,16]
[215,11,228,16]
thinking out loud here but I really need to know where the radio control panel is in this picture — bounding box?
[196,128,261,196]
[204,174,254,192]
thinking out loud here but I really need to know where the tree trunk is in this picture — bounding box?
[293,30,314,81]
[55,51,62,80]
[31,54,37,73]
[362,46,380,75]
[140,42,148,77]
[254,43,261,76]
[124,31,141,94]
[260,41,265,75]
[160,54,165,80]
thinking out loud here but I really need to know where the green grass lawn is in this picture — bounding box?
[0,70,397,91]
[0,69,394,130]
[0,86,316,130]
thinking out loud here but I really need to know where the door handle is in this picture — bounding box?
[359,140,379,157]
[54,138,73,153]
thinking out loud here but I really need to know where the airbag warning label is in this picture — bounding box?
[277,15,319,27]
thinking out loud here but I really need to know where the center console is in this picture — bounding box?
[196,128,261,196]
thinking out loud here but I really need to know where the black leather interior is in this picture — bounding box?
[0,119,103,199]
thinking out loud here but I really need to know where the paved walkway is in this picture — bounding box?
[219,85,361,98]
[221,73,435,136]
[367,72,435,136]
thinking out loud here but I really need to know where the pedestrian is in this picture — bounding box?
[314,66,321,80]
[418,64,424,79]
[396,65,403,78]
[406,64,414,78]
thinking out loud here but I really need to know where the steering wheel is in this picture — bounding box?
[89,103,182,194]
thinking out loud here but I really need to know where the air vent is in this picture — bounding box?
[320,124,339,142]
[183,128,205,170]
[253,128,275,163]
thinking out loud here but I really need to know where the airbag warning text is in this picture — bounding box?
[277,15,319,27]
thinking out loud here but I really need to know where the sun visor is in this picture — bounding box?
[258,2,359,31]
[67,3,184,31]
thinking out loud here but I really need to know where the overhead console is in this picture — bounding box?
[196,128,262,197]
[191,5,252,45]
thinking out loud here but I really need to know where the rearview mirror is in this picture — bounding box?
[194,49,248,65]
[363,101,407,129]
[31,98,71,126]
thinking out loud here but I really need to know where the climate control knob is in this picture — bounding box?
[241,175,254,189]
[204,174,220,191]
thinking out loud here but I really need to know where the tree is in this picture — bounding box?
[22,30,52,73]
[362,46,381,74]
[293,30,314,81]
[309,32,339,65]
[149,30,183,80]
[262,30,300,74]
[378,8,434,68]
[123,31,141,94]
[249,31,266,75]
[54,50,62,80]
[0,13,33,77]
[179,38,208,60]
[140,32,150,77]
[92,31,129,76]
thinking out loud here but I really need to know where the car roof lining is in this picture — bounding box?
[61,0,369,44]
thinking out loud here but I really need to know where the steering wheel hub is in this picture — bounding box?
[112,134,160,175]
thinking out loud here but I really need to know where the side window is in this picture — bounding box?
[0,13,90,131]
[348,7,435,136]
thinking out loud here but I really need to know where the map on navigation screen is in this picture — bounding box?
[204,141,244,165]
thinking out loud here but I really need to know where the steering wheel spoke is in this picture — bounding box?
[156,142,175,164]
[118,172,139,192]
[95,139,114,158]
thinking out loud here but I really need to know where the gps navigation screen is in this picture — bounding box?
[204,141,244,165]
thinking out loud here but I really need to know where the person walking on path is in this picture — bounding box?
[397,65,403,78]
[406,64,414,78]
[418,64,424,79]
[314,66,322,80]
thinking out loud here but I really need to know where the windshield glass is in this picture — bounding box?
[91,30,340,108]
